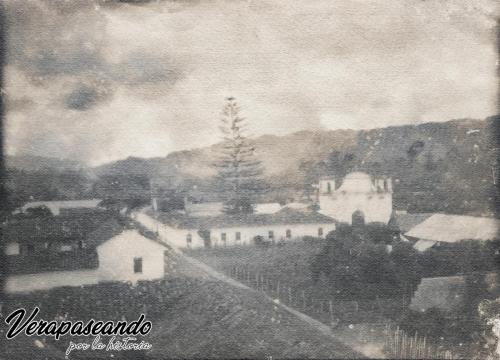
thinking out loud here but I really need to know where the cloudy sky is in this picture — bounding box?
[3,0,498,166]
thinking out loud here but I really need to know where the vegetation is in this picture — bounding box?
[213,97,267,215]
[310,224,421,300]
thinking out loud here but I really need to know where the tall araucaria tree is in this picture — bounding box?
[214,97,267,215]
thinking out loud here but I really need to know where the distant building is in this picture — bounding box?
[405,213,500,252]
[317,171,393,224]
[137,207,336,249]
[410,272,499,313]
[254,202,282,214]
[15,199,102,216]
[4,217,168,293]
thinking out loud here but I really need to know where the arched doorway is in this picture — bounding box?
[352,210,365,227]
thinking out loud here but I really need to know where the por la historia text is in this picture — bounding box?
[66,334,152,356]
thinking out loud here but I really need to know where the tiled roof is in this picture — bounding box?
[19,199,102,215]
[2,213,115,244]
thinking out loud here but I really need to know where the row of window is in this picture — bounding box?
[185,228,325,244]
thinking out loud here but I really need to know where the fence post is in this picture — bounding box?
[329,300,333,322]
[288,287,292,305]
[302,291,306,310]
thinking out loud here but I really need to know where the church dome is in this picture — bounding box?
[337,172,374,193]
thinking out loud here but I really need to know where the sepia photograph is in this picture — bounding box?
[0,0,499,359]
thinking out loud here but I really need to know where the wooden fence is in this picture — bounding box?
[383,325,459,359]
[225,264,461,359]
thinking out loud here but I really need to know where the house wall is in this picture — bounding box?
[319,192,392,224]
[5,242,20,255]
[97,230,166,283]
[5,230,167,293]
[202,223,336,248]
[132,211,204,249]
[133,210,335,250]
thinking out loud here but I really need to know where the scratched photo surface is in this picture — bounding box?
[1,1,499,359]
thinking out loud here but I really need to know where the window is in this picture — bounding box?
[26,244,35,254]
[286,229,292,238]
[235,232,241,241]
[221,233,227,241]
[318,227,324,237]
[327,182,332,193]
[186,234,192,243]
[134,257,143,273]
[268,230,274,239]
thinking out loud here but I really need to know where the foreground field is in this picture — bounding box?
[2,249,361,359]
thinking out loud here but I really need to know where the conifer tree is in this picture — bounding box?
[214,97,266,214]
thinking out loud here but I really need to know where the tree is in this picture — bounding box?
[214,97,267,214]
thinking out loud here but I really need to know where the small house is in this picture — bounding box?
[4,217,169,293]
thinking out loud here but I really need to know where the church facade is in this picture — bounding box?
[316,171,393,224]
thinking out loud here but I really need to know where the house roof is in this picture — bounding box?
[18,199,102,215]
[2,213,115,244]
[410,272,500,312]
[253,202,282,214]
[405,213,500,243]
[158,207,335,229]
[389,212,435,233]
[413,239,437,252]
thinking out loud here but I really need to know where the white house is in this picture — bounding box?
[139,207,336,249]
[405,213,500,252]
[4,219,169,293]
[317,172,393,224]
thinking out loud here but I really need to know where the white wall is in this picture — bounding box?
[319,192,392,224]
[204,223,336,248]
[5,242,20,255]
[97,230,166,283]
[133,210,335,250]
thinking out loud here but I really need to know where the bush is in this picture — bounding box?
[254,235,271,248]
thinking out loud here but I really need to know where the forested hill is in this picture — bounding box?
[5,115,499,216]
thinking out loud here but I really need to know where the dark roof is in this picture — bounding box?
[389,212,434,233]
[86,217,168,248]
[156,207,335,229]
[2,212,116,244]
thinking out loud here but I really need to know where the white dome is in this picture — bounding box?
[337,172,374,192]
